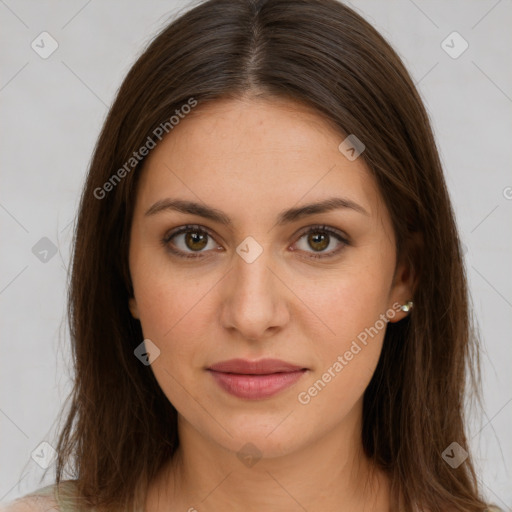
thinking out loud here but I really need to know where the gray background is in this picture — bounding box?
[1,0,511,508]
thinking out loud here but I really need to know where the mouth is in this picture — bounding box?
[207,357,307,374]
[207,358,308,399]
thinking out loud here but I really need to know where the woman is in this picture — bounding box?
[1,0,500,510]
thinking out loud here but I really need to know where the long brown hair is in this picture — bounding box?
[47,0,492,510]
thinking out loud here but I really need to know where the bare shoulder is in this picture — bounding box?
[0,493,60,512]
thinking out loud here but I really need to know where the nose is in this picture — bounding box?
[219,245,290,342]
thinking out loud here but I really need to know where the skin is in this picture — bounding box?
[128,95,416,512]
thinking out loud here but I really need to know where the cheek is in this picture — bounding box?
[132,271,214,407]
[297,301,387,420]
[135,278,201,337]
[297,256,393,346]
[295,260,393,405]
[131,259,216,364]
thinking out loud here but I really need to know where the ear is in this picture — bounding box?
[387,231,422,323]
[129,297,140,319]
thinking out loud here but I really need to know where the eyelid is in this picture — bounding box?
[161,224,222,259]
[162,224,221,244]
[294,224,349,244]
[161,223,349,260]
[291,224,349,259]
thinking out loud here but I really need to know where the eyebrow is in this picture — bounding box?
[144,196,369,225]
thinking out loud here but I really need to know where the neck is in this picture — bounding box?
[147,403,391,512]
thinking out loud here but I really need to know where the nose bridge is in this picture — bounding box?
[220,236,288,339]
[232,236,277,308]
[235,241,273,296]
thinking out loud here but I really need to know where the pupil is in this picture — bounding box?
[186,231,207,251]
[309,232,328,251]
[183,230,329,253]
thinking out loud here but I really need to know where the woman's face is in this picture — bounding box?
[128,96,413,458]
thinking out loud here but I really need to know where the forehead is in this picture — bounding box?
[136,97,383,220]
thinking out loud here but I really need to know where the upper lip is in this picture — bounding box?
[207,358,307,375]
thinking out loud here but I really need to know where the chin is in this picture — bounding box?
[211,417,309,461]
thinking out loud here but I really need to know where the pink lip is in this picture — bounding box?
[207,358,308,399]
[208,358,306,374]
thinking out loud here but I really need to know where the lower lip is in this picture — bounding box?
[208,369,307,399]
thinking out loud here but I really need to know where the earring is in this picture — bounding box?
[400,300,414,312]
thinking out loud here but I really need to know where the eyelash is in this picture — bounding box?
[161,224,349,261]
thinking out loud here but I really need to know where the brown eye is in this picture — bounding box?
[183,230,208,251]
[162,225,220,259]
[161,224,349,261]
[307,231,329,252]
[293,225,349,259]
